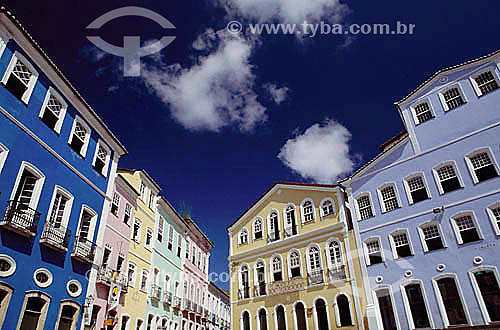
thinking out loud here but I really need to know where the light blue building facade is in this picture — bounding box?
[345,50,500,330]
[0,9,126,330]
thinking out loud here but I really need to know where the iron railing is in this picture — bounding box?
[40,222,71,251]
[163,291,172,304]
[284,227,298,238]
[254,281,267,296]
[72,236,97,263]
[328,265,347,282]
[1,200,40,236]
[308,269,324,286]
[267,234,280,243]
[150,284,162,301]
[238,286,250,299]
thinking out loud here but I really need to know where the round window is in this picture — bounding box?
[404,270,413,278]
[33,268,53,288]
[436,264,446,272]
[473,256,483,265]
[375,276,383,283]
[0,254,16,277]
[67,280,82,298]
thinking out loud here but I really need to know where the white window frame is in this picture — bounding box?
[333,293,353,327]
[267,210,281,241]
[373,286,401,330]
[305,244,323,274]
[1,51,39,104]
[44,185,74,229]
[468,266,500,324]
[319,197,336,217]
[140,269,149,292]
[38,87,67,134]
[132,218,142,243]
[68,115,91,158]
[111,192,120,216]
[75,205,98,242]
[0,37,6,59]
[363,237,385,266]
[158,216,164,243]
[486,201,500,236]
[239,264,250,296]
[286,249,302,278]
[252,217,263,240]
[238,228,249,245]
[123,203,132,225]
[283,203,298,235]
[432,160,464,195]
[92,139,111,177]
[417,221,447,252]
[389,229,414,260]
[449,211,483,245]
[465,147,500,184]
[400,279,435,330]
[431,273,471,327]
[403,172,431,205]
[355,192,375,220]
[270,254,284,283]
[410,98,435,125]
[325,239,344,270]
[0,142,8,175]
[469,66,500,97]
[438,83,468,112]
[300,198,316,224]
[145,227,153,249]
[377,183,402,213]
[9,161,45,211]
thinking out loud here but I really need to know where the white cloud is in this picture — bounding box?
[141,30,267,132]
[264,83,289,104]
[221,0,349,24]
[278,119,356,183]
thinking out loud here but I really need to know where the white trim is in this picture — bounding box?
[256,307,270,330]
[376,182,402,213]
[300,198,317,224]
[68,115,91,158]
[292,301,308,330]
[1,50,39,104]
[0,36,6,59]
[464,147,500,184]
[469,65,500,97]
[417,220,447,252]
[33,268,53,288]
[403,172,431,205]
[431,273,471,327]
[373,286,401,330]
[0,142,9,175]
[305,243,323,275]
[400,279,435,329]
[252,217,264,241]
[319,197,336,217]
[363,236,384,266]
[333,293,354,327]
[92,139,111,177]
[438,82,468,112]
[0,254,16,277]
[269,254,283,283]
[9,161,45,211]
[273,304,288,330]
[66,279,82,298]
[449,210,484,245]
[286,249,302,279]
[238,227,249,245]
[312,296,331,330]
[240,310,252,330]
[75,205,98,242]
[267,209,281,242]
[354,192,375,221]
[38,86,67,134]
[145,227,153,249]
[254,258,268,287]
[432,160,464,195]
[283,203,298,236]
[325,238,344,270]
[486,201,500,236]
[468,265,500,324]
[410,98,435,125]
[44,185,74,229]
[389,228,414,260]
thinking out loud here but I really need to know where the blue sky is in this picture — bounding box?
[7,0,499,289]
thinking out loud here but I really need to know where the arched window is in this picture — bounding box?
[240,265,250,299]
[276,306,286,330]
[321,199,334,216]
[471,268,500,322]
[308,247,323,285]
[284,205,298,237]
[327,241,345,281]
[375,288,397,330]
[302,200,314,223]
[268,211,280,242]
[239,229,248,245]
[336,294,353,327]
[272,256,283,281]
[253,218,263,240]
[295,302,307,330]
[242,311,250,330]
[17,291,51,330]
[402,282,431,329]
[434,276,467,326]
[54,300,80,330]
[258,309,267,330]
[315,299,329,330]
[255,261,266,296]
[289,251,301,278]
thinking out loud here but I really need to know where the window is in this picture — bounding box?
[258,309,269,330]
[268,211,280,241]
[284,204,298,236]
[404,174,429,204]
[412,101,434,124]
[419,222,445,252]
[328,241,343,269]
[321,199,335,216]
[192,246,196,264]
[132,218,142,242]
[451,213,481,244]
[121,315,130,330]
[168,226,174,250]
[66,280,82,298]
[240,265,250,299]
[102,247,111,268]
[1,51,39,103]
[239,229,248,245]
[68,117,90,157]
[54,302,79,330]
[123,204,132,225]
[39,87,67,133]
[116,255,125,273]
[272,256,283,281]
[17,293,50,330]
[177,234,182,257]
[242,311,250,330]
[390,230,413,259]
[46,186,73,230]
[471,269,500,322]
[186,240,190,259]
[487,203,500,235]
[145,228,153,248]
[315,298,330,330]
[111,193,120,216]
[157,217,164,242]
[148,193,155,210]
[93,141,110,176]
[289,251,301,278]
[76,206,97,245]
[466,150,498,183]
[140,270,148,292]
[336,295,353,327]
[356,194,374,220]
[9,162,45,217]
[302,200,314,223]
[375,288,398,330]
[440,86,466,111]
[379,184,400,212]
[0,143,8,175]
[0,283,12,328]
[433,276,467,326]
[403,283,431,329]
[365,239,383,265]
[471,70,500,96]
[0,254,16,277]
[136,319,144,330]
[253,218,263,240]
[434,163,462,194]
[307,246,322,278]
[140,182,146,202]
[198,251,202,268]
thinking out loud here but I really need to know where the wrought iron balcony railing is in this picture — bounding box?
[267,234,280,243]
[1,200,40,237]
[71,236,97,264]
[96,267,129,291]
[284,227,298,238]
[308,269,324,286]
[328,265,347,282]
[150,284,162,301]
[254,281,267,297]
[40,222,71,251]
[267,277,305,296]
[163,291,173,304]
[238,286,250,299]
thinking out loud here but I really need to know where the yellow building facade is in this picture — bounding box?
[118,169,161,329]
[227,182,368,330]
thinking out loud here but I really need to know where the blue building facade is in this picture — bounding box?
[344,50,500,330]
[0,9,126,330]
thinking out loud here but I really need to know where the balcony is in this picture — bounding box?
[254,281,267,297]
[268,277,305,296]
[71,236,97,264]
[283,227,298,238]
[183,299,193,311]
[0,200,40,237]
[96,267,129,291]
[267,234,280,243]
[328,265,347,282]
[308,269,324,286]
[40,222,71,252]
[150,284,162,301]
[173,296,181,309]
[163,291,172,305]
[238,286,250,300]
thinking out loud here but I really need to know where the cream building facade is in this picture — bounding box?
[227,182,368,330]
